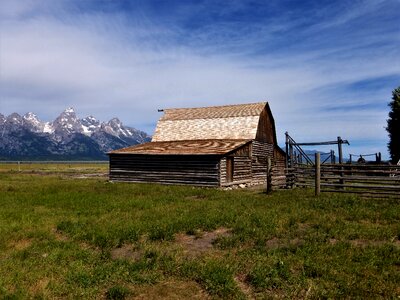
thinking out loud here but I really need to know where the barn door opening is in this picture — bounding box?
[226,157,234,183]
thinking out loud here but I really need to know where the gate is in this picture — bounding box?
[284,132,349,168]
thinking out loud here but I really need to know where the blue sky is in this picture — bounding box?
[1,0,399,159]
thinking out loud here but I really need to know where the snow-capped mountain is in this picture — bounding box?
[23,112,46,133]
[0,108,151,160]
[52,107,84,138]
[81,115,100,136]
[7,113,23,126]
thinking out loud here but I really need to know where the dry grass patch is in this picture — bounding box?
[9,238,32,251]
[234,274,254,299]
[29,278,50,296]
[52,228,69,242]
[328,238,339,245]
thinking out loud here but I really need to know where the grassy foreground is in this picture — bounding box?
[0,171,399,299]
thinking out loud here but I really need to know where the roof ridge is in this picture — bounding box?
[150,138,252,143]
[163,101,267,111]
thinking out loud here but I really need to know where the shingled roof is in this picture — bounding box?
[152,102,267,142]
[109,139,251,155]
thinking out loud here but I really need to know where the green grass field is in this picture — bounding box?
[0,163,108,175]
[0,165,399,299]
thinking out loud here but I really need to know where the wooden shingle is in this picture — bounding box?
[160,102,266,120]
[109,139,251,155]
[153,102,266,142]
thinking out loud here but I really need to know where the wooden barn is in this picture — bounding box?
[108,102,286,188]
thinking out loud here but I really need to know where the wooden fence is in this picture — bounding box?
[287,153,400,198]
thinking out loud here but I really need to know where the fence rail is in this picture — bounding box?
[288,153,400,198]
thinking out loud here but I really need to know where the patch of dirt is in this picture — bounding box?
[329,238,339,245]
[265,237,303,249]
[10,238,32,250]
[132,279,209,299]
[79,241,101,253]
[52,228,69,242]
[110,244,142,261]
[175,227,231,256]
[234,274,254,299]
[287,238,303,247]
[30,278,49,295]
[327,237,400,248]
[265,237,281,249]
[301,282,316,299]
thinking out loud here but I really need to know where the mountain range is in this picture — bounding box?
[0,108,151,160]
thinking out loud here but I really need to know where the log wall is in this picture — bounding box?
[220,156,252,186]
[109,141,286,189]
[251,141,286,189]
[251,141,274,184]
[272,148,287,189]
[109,154,220,187]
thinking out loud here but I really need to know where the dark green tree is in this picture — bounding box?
[386,86,400,163]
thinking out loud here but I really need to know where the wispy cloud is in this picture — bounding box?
[0,0,399,158]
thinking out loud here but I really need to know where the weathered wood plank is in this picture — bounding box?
[110,154,220,186]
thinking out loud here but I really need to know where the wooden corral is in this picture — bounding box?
[288,156,400,198]
[109,102,286,188]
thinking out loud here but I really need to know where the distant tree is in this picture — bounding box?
[386,86,400,163]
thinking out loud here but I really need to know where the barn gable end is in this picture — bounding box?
[255,104,277,144]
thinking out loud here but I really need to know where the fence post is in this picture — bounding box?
[289,144,293,166]
[337,136,343,164]
[377,152,381,163]
[315,153,320,196]
[285,132,289,171]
